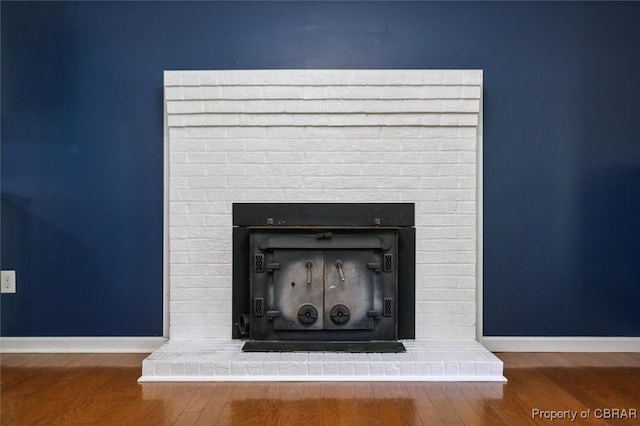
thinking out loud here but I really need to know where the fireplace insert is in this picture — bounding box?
[232,203,415,352]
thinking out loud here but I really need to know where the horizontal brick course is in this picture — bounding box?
[164,69,482,87]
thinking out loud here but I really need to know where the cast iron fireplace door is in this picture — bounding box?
[243,229,405,352]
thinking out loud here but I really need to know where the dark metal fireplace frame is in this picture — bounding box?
[232,203,416,342]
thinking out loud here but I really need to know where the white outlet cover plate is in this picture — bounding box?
[1,270,16,293]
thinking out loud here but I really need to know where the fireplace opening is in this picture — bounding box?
[232,203,415,352]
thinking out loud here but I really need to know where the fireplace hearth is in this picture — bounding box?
[232,203,415,352]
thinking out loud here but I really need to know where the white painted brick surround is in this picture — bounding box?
[143,70,501,382]
[165,69,482,341]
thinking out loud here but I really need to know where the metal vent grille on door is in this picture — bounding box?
[383,254,394,272]
[254,298,264,317]
[254,254,265,272]
[383,298,393,317]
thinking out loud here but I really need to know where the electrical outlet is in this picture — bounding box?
[1,270,16,293]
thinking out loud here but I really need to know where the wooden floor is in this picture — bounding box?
[1,352,639,425]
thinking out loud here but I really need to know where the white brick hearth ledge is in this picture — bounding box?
[139,340,505,382]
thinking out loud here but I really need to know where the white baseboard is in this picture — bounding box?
[5,336,637,353]
[0,337,168,353]
[481,336,640,352]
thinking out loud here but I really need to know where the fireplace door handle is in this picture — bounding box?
[367,262,381,272]
[335,260,346,281]
[267,263,280,272]
[305,260,313,284]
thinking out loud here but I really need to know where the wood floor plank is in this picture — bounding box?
[493,369,541,425]
[2,352,639,425]
[457,383,499,425]
[194,396,228,425]
[443,383,485,426]
[403,382,444,426]
[278,383,321,426]
[184,390,215,413]
[423,382,464,425]
[174,410,202,426]
[223,382,281,426]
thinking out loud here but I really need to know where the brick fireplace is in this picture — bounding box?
[139,70,505,381]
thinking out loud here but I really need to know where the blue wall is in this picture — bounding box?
[2,1,639,337]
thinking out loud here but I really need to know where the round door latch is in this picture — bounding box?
[330,304,351,324]
[298,304,319,325]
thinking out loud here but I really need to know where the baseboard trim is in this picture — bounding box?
[482,336,640,352]
[5,336,638,353]
[0,337,168,353]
